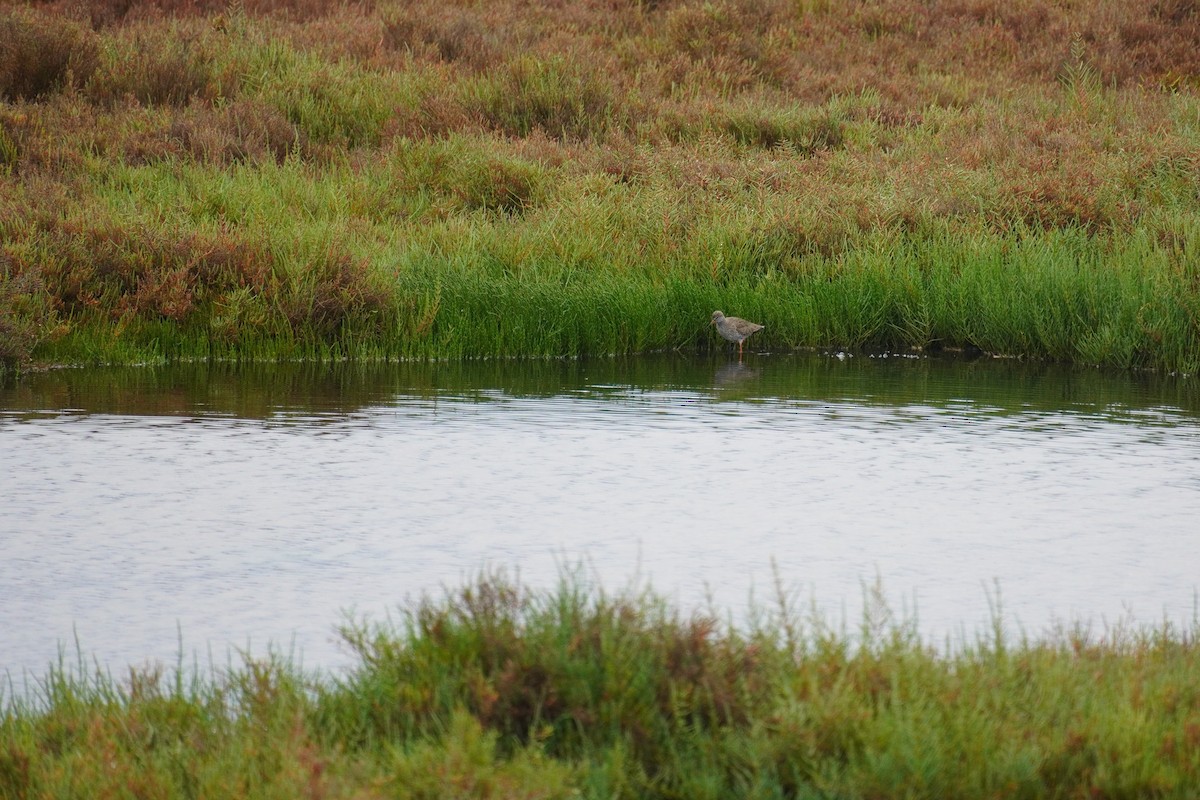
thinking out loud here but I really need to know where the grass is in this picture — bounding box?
[2,0,1200,373]
[25,222,1200,372]
[3,569,1200,798]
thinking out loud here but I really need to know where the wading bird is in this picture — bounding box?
[711,310,763,356]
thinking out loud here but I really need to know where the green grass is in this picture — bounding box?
[4,569,1199,799]
[25,211,1200,374]
[3,0,1200,372]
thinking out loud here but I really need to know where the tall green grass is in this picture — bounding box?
[29,203,1200,374]
[4,570,1200,798]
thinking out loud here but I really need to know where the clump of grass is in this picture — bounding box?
[163,99,304,165]
[30,221,271,322]
[5,205,397,363]
[382,4,499,71]
[275,246,393,338]
[0,7,100,102]
[0,267,57,371]
[87,22,220,107]
[325,570,781,757]
[0,124,18,173]
[462,55,616,141]
[386,138,550,215]
[724,102,847,153]
[386,709,579,799]
[659,0,791,85]
[249,45,398,150]
[452,152,549,214]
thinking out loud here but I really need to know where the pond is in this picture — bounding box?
[3,353,1199,678]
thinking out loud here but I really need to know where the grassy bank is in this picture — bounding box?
[3,570,1199,798]
[2,0,1200,372]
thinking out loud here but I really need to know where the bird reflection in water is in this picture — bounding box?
[713,360,760,388]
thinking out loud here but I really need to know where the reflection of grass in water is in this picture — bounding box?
[8,347,1200,421]
[4,569,1199,798]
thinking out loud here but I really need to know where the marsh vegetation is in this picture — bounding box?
[1,0,1199,371]
[4,570,1200,799]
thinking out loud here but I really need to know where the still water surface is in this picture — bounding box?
[3,354,1199,677]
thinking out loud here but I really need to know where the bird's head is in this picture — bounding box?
[711,311,724,325]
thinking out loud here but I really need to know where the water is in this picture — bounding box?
[3,354,1199,678]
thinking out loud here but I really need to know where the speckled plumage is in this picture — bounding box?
[711,310,763,355]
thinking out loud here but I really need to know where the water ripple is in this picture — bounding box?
[2,357,1199,676]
